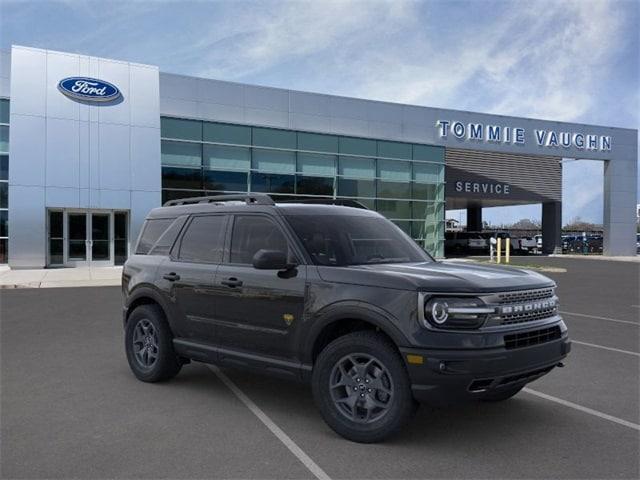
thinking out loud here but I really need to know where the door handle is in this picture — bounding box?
[221,277,243,288]
[163,272,181,281]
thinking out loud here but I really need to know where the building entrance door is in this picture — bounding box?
[47,209,129,267]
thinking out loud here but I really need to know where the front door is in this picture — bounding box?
[213,214,306,360]
[47,209,129,267]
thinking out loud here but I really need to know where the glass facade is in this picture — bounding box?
[0,99,8,263]
[160,117,445,256]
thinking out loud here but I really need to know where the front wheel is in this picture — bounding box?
[312,331,416,443]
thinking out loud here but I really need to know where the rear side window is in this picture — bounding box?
[230,215,288,264]
[149,216,187,255]
[136,218,175,254]
[178,215,227,263]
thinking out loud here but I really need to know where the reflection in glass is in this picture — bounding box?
[114,212,128,265]
[92,214,110,261]
[296,176,333,196]
[250,173,295,194]
[68,214,86,260]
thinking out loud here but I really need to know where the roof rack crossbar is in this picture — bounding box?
[163,193,275,207]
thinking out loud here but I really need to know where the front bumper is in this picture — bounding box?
[400,333,571,405]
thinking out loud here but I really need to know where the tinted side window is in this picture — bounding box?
[230,216,288,264]
[149,216,187,255]
[136,218,175,254]
[178,215,227,263]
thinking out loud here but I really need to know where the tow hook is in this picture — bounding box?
[557,362,565,368]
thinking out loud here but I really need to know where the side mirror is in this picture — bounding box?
[252,249,289,270]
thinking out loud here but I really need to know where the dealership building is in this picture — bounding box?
[0,45,637,268]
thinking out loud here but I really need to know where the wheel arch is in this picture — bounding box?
[304,302,409,366]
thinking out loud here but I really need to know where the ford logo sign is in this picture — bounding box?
[58,77,121,102]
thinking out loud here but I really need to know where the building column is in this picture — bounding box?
[542,201,562,254]
[603,157,637,256]
[466,206,482,232]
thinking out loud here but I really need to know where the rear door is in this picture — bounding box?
[158,214,228,342]
[212,213,306,360]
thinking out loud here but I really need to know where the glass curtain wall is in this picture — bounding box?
[160,117,445,256]
[0,99,9,263]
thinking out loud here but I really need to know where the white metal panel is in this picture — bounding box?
[98,122,130,190]
[46,186,79,208]
[10,47,46,116]
[100,189,131,209]
[97,59,130,125]
[197,102,244,123]
[244,85,288,112]
[46,51,80,121]
[130,125,161,192]
[45,117,80,188]
[8,114,46,186]
[8,185,46,268]
[290,91,330,116]
[244,107,289,128]
[198,77,244,106]
[130,65,160,128]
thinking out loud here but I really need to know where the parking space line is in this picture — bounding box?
[559,310,639,326]
[209,366,331,480]
[524,388,640,431]
[572,340,639,357]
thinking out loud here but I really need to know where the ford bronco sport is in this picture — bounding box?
[122,194,570,443]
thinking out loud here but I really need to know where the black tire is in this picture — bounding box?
[125,304,182,383]
[312,331,416,443]
[479,385,523,402]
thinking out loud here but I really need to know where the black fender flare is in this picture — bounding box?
[301,301,410,365]
[124,284,173,326]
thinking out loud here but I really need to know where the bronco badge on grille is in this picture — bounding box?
[499,297,557,315]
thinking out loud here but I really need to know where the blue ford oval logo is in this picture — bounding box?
[58,77,121,102]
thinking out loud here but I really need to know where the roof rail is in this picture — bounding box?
[163,193,275,207]
[274,198,370,210]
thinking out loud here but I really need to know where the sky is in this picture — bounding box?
[1,0,638,226]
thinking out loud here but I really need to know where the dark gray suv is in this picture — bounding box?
[122,194,570,442]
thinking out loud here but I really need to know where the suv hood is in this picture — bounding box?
[316,260,554,293]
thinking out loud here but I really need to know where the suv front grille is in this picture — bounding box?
[497,287,557,325]
[504,326,561,350]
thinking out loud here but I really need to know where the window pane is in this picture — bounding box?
[412,183,440,201]
[378,141,411,159]
[161,140,201,167]
[297,132,338,153]
[114,212,128,265]
[252,149,295,174]
[338,156,375,179]
[0,155,7,180]
[0,238,6,263]
[376,200,412,219]
[392,221,412,235]
[413,201,444,222]
[161,117,201,140]
[0,99,9,124]
[250,172,294,194]
[162,189,204,205]
[297,153,336,176]
[203,122,250,145]
[49,239,62,265]
[136,218,175,254]
[339,137,376,156]
[377,180,411,199]
[203,144,250,170]
[252,127,296,149]
[296,176,334,195]
[179,215,226,263]
[336,197,375,210]
[0,126,8,154]
[204,170,247,192]
[337,178,375,197]
[0,210,7,237]
[413,144,445,162]
[0,182,7,208]
[162,167,202,190]
[149,216,186,255]
[230,216,288,264]
[377,160,410,181]
[48,211,63,238]
[413,163,443,183]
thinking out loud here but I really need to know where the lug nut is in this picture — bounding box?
[360,393,365,397]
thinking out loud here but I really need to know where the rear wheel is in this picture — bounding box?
[312,331,416,443]
[125,304,182,382]
[479,385,523,402]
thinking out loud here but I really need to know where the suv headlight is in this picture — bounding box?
[422,296,495,329]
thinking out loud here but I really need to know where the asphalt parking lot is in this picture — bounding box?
[1,256,638,479]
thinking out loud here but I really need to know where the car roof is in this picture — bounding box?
[146,201,380,219]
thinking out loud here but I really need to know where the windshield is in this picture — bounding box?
[285,214,432,266]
